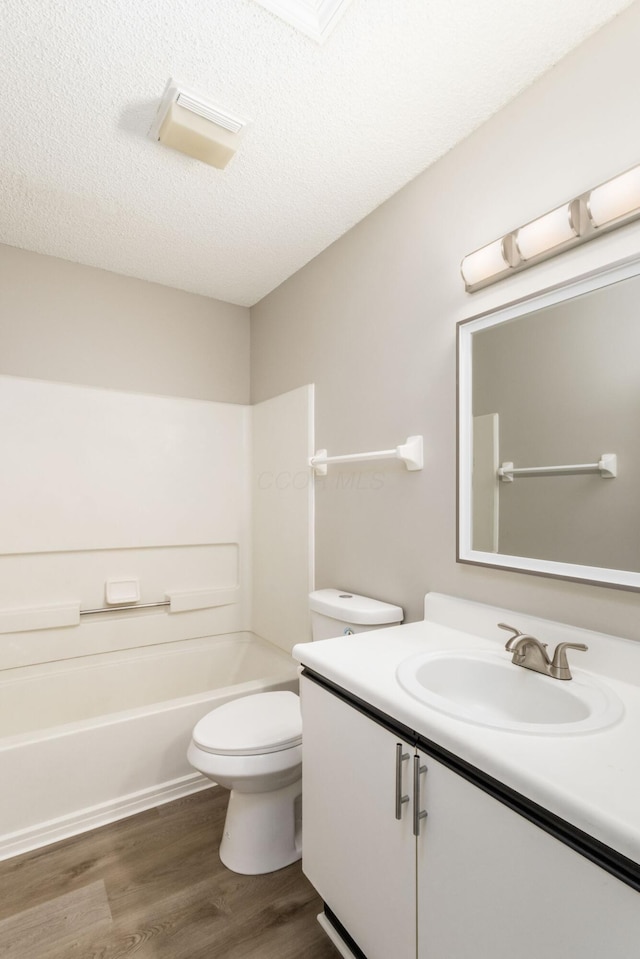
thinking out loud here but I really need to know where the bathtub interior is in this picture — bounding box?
[0,631,298,739]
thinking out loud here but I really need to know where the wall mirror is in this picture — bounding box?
[458,255,640,590]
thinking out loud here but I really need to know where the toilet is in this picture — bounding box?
[187,588,403,875]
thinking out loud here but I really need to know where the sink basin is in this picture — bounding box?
[396,649,623,735]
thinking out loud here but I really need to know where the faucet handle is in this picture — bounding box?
[497,622,524,650]
[550,642,588,680]
[498,623,548,652]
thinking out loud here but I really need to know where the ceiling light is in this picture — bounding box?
[149,79,249,170]
[252,0,353,44]
[587,166,640,228]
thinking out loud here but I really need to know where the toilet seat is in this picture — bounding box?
[193,691,302,756]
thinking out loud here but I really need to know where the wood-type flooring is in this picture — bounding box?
[0,787,339,959]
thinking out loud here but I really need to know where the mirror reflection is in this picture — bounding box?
[458,257,640,589]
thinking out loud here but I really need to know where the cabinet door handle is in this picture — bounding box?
[395,744,410,820]
[413,755,428,836]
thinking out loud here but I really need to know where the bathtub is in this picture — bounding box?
[0,632,299,861]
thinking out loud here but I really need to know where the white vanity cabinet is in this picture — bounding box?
[301,673,418,959]
[301,672,640,959]
[416,752,640,958]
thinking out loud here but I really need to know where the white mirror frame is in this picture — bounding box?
[457,254,640,592]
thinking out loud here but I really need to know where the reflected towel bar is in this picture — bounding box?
[310,435,423,475]
[498,453,617,483]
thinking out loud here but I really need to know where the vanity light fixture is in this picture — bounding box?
[149,79,249,170]
[458,238,512,288]
[461,162,640,292]
[514,201,580,261]
[587,166,640,228]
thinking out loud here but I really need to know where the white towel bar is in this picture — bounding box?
[310,435,423,476]
[0,588,241,633]
[498,453,617,482]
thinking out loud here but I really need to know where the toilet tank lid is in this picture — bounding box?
[309,589,403,625]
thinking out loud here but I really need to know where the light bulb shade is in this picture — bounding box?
[515,203,578,261]
[460,238,510,287]
[158,102,239,169]
[587,166,640,228]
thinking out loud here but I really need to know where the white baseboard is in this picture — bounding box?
[317,912,359,959]
[0,773,214,862]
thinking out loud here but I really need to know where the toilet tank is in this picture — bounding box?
[309,589,403,641]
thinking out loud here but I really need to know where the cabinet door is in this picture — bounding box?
[417,755,640,959]
[301,675,416,959]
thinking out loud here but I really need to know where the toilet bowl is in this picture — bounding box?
[187,690,303,875]
[187,589,403,875]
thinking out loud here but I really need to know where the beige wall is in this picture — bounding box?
[0,244,250,403]
[252,386,315,653]
[251,3,640,639]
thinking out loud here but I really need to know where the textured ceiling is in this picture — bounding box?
[1,0,634,306]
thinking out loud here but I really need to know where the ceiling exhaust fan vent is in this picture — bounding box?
[149,79,249,170]
[174,92,245,135]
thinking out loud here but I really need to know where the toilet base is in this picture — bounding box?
[219,778,302,875]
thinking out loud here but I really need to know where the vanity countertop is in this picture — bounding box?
[292,595,640,867]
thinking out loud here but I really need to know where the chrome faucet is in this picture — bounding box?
[497,623,587,680]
